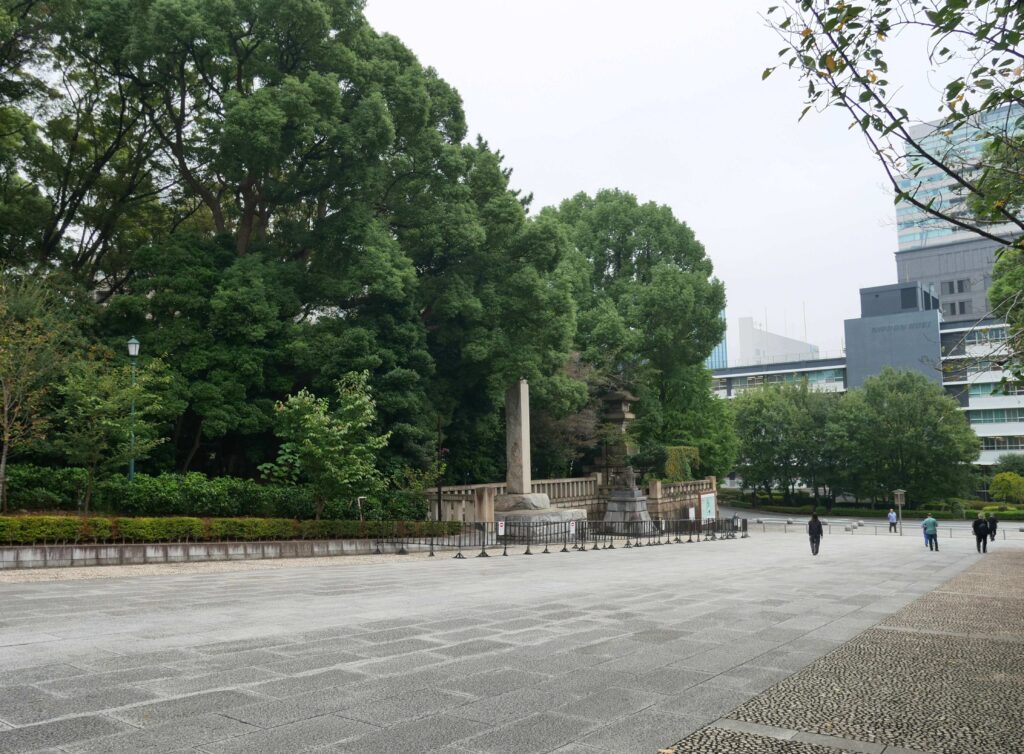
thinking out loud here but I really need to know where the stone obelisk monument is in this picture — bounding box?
[494,379,586,524]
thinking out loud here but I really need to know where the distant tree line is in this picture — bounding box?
[732,369,980,509]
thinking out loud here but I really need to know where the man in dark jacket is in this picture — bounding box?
[972,514,989,553]
[987,513,999,542]
[808,514,824,556]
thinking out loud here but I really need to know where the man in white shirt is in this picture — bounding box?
[887,508,898,533]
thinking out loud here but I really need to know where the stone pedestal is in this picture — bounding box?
[603,486,652,524]
[495,507,587,525]
[494,493,551,512]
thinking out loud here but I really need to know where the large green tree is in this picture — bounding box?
[545,189,730,476]
[836,369,980,503]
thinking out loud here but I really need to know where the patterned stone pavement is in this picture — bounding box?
[0,533,1017,754]
[665,550,1024,754]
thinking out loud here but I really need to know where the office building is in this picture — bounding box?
[737,316,819,365]
[705,311,728,370]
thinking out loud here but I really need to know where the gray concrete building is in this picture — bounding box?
[844,283,942,389]
[895,236,999,323]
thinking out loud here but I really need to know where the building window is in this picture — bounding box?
[943,302,957,317]
[900,287,918,309]
[969,408,1024,424]
[941,281,955,296]
[982,436,1024,451]
[958,300,972,315]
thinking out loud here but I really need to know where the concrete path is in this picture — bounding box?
[0,531,1018,754]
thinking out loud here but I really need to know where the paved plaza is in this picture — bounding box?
[0,532,1020,753]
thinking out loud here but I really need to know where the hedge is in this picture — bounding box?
[0,516,462,546]
[2,465,428,520]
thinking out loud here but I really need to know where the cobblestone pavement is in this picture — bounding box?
[664,550,1024,754]
[0,533,1016,754]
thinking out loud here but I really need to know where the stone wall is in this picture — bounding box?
[437,475,715,522]
[0,539,421,570]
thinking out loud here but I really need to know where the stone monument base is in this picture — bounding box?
[603,487,652,524]
[494,507,588,525]
[494,492,552,512]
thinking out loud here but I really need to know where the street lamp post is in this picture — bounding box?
[893,489,906,536]
[127,337,140,481]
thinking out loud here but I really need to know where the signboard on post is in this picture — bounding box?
[700,493,715,521]
[688,506,696,520]
[497,520,505,537]
[569,520,577,535]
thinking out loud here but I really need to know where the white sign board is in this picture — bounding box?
[569,520,576,535]
[688,506,696,520]
[497,521,505,537]
[700,493,716,521]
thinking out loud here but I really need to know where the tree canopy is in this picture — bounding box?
[1,1,732,509]
[733,370,979,506]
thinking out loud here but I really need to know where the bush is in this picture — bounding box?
[664,447,698,482]
[0,515,461,545]
[6,465,88,510]
[206,518,298,541]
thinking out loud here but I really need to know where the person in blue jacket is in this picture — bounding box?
[922,514,939,551]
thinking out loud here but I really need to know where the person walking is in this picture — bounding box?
[887,508,898,533]
[973,513,990,553]
[987,512,999,542]
[922,514,939,552]
[808,513,824,556]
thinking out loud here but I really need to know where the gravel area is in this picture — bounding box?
[665,550,1024,754]
[663,727,853,753]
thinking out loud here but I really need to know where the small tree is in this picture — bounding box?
[260,372,390,521]
[0,277,73,512]
[994,453,1024,477]
[54,357,171,512]
[989,471,1024,504]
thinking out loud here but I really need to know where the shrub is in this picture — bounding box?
[207,518,298,541]
[0,515,461,545]
[6,465,88,511]
[664,446,698,482]
[115,517,204,542]
[16,515,80,543]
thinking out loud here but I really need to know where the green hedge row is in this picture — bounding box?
[3,465,428,521]
[0,516,462,545]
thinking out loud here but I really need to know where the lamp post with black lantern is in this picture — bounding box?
[127,337,140,481]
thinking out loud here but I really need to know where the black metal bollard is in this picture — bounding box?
[454,526,465,559]
[477,526,489,557]
[561,523,569,552]
[524,524,533,555]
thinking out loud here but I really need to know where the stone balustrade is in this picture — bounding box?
[435,474,715,522]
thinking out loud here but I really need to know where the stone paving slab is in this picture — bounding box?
[1,532,1017,753]
[665,550,1024,754]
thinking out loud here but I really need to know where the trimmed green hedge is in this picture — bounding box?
[0,516,462,545]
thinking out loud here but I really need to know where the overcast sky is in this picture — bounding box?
[364,0,939,360]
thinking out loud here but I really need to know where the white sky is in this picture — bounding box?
[364,0,943,360]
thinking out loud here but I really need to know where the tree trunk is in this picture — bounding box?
[0,438,9,514]
[84,465,95,515]
[181,419,204,473]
